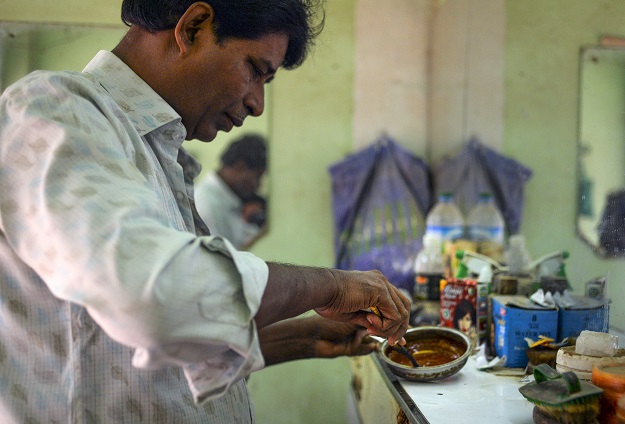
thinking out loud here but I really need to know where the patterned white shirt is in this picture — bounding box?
[0,50,268,423]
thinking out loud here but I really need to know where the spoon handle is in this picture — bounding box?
[392,345,420,368]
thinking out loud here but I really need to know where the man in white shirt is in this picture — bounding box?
[195,134,268,249]
[0,0,410,422]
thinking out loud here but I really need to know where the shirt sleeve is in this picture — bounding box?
[0,72,268,402]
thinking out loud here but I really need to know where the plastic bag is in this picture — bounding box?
[328,137,431,293]
[433,137,533,234]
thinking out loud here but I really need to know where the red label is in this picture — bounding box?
[440,278,481,345]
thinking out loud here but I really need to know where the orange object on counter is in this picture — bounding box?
[592,363,625,424]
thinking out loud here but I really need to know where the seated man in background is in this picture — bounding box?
[195,134,268,249]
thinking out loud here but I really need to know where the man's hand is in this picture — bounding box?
[313,269,410,346]
[255,263,410,346]
[258,315,378,366]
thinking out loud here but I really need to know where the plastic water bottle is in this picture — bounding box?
[414,233,444,301]
[466,192,505,264]
[425,192,465,241]
[466,192,505,244]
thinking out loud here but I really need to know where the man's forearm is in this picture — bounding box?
[254,262,337,329]
[253,263,410,347]
[258,317,315,366]
[258,315,377,366]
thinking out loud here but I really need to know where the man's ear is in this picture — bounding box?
[174,2,215,55]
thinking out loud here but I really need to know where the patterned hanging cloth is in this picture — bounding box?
[433,137,533,235]
[328,136,431,293]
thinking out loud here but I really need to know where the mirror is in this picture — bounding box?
[0,21,271,249]
[577,46,625,257]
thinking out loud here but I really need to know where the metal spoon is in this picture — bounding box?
[369,334,420,367]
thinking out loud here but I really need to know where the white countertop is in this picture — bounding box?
[369,327,625,423]
[398,357,534,423]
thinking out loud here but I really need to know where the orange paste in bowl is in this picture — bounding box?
[385,335,466,367]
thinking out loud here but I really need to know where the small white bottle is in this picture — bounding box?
[504,234,531,275]
[425,192,465,241]
[466,192,505,244]
[414,233,445,301]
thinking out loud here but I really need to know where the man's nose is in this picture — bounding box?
[244,82,265,117]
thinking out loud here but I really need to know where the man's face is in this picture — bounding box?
[233,163,265,199]
[173,32,288,142]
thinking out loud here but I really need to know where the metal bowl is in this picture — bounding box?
[378,326,472,382]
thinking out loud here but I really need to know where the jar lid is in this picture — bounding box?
[592,363,625,392]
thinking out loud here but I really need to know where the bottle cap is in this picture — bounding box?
[509,234,526,247]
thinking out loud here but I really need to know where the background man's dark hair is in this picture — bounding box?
[120,0,325,69]
[221,134,267,170]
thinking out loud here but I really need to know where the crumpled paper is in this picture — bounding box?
[473,343,505,370]
[529,288,577,308]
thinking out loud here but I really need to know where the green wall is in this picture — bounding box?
[1,0,123,25]
[251,0,356,267]
[505,0,625,332]
[1,27,112,88]
[247,2,357,422]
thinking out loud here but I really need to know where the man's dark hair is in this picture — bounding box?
[120,0,325,69]
[220,134,267,170]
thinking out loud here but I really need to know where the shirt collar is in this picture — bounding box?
[82,50,183,138]
[178,148,202,182]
